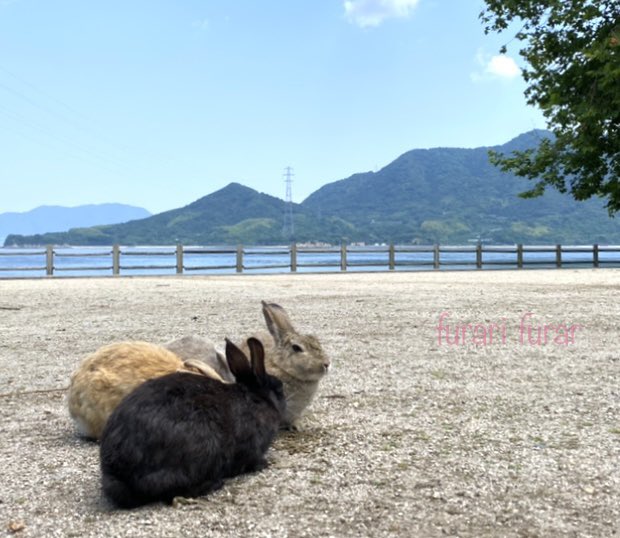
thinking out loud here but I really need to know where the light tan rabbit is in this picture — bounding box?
[241,301,330,429]
[68,340,225,440]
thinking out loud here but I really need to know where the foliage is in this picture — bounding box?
[420,220,470,242]
[216,219,281,244]
[480,0,620,213]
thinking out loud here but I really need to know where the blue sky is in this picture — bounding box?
[0,0,545,215]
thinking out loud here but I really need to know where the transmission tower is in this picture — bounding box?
[282,166,295,239]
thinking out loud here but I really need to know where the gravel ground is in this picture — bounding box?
[0,269,619,537]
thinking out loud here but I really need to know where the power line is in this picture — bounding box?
[0,102,135,174]
[282,166,294,239]
[0,64,135,155]
[0,63,161,175]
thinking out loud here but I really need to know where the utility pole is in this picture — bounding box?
[282,166,294,239]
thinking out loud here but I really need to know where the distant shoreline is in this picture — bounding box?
[1,243,620,279]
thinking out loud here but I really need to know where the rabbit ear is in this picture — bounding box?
[262,301,295,344]
[246,337,266,378]
[214,350,228,373]
[181,359,225,383]
[225,339,252,378]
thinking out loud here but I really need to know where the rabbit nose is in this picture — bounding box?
[323,363,330,372]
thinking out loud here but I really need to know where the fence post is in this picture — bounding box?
[517,244,523,269]
[290,243,297,273]
[176,244,183,274]
[236,245,244,273]
[112,244,120,275]
[556,244,562,268]
[388,243,395,271]
[340,242,347,271]
[593,244,599,268]
[46,245,54,276]
[433,244,440,270]
[476,242,482,269]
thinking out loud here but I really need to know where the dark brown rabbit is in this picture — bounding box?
[99,338,285,508]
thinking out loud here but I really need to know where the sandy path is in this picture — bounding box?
[0,269,619,537]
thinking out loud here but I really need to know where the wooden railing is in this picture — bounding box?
[0,243,619,277]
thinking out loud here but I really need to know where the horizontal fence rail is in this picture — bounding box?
[0,243,619,278]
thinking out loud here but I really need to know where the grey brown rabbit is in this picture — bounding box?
[163,335,235,383]
[241,301,330,429]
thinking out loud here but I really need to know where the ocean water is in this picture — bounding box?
[0,245,619,279]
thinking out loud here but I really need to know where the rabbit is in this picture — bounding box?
[157,302,330,429]
[68,340,226,440]
[163,335,235,383]
[240,301,330,430]
[99,337,286,509]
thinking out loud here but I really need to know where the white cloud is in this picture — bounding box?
[344,0,420,28]
[471,49,521,82]
[486,55,520,78]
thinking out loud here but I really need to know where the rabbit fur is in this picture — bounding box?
[68,340,225,440]
[99,338,285,509]
[163,335,235,383]
[240,301,330,429]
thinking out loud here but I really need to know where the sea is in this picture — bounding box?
[1,245,619,279]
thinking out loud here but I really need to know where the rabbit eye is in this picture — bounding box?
[292,344,303,353]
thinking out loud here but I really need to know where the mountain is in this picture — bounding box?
[91,183,289,245]
[5,130,620,246]
[3,183,356,246]
[0,203,151,244]
[301,129,618,244]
